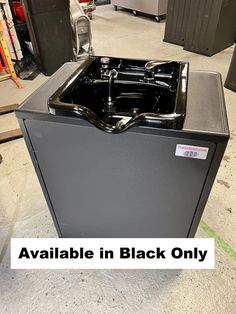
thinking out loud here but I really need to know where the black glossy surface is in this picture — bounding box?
[48,56,189,133]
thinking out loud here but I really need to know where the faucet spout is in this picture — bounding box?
[106,69,118,113]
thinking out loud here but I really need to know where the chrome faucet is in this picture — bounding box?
[144,60,172,81]
[105,69,118,113]
[108,69,118,105]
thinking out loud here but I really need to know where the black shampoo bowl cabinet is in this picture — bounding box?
[16,56,229,238]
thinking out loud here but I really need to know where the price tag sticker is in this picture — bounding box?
[176,144,209,160]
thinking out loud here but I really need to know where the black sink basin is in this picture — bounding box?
[48,56,189,133]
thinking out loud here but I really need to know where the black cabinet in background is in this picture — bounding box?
[164,0,236,56]
[225,45,236,92]
[22,0,74,76]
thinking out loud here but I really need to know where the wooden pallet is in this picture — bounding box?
[0,103,18,115]
[0,104,22,143]
[0,128,22,143]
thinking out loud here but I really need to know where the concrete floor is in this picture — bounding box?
[0,5,236,313]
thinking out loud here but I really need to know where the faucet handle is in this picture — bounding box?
[100,57,110,77]
[145,60,172,71]
[144,61,172,81]
[100,57,110,66]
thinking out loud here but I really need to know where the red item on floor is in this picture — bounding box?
[12,2,26,23]
[79,0,95,14]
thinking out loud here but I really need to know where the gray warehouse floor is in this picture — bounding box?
[0,5,236,314]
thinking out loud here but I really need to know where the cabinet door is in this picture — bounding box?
[26,119,216,238]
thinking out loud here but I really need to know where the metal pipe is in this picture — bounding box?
[107,69,118,109]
